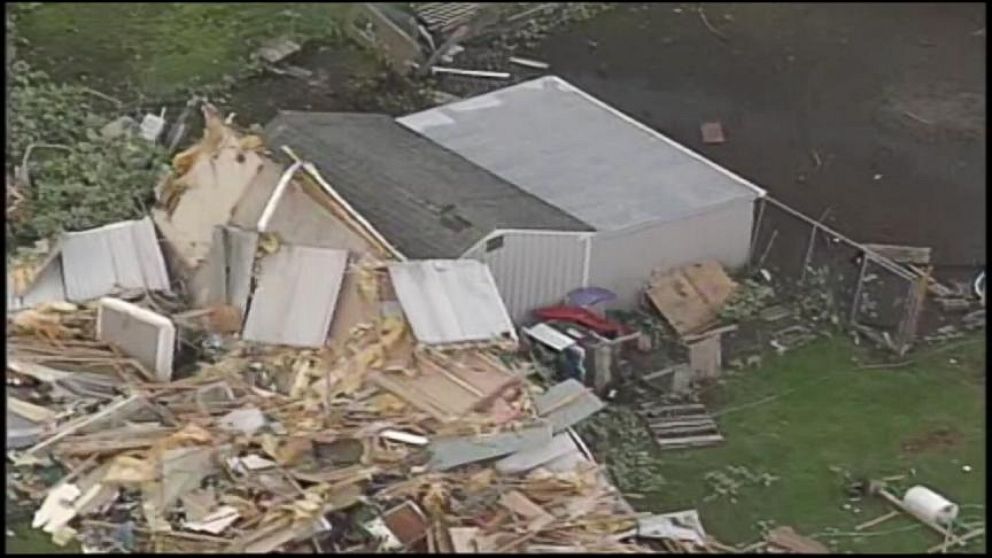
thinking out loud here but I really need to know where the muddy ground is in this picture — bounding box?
[530,3,985,278]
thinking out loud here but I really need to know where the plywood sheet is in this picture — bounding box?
[646,260,737,336]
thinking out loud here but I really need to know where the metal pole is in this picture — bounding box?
[800,223,818,284]
[849,254,871,324]
[748,197,767,273]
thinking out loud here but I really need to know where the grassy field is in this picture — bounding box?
[627,335,986,554]
[11,2,357,98]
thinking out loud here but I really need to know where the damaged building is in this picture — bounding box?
[262,76,766,322]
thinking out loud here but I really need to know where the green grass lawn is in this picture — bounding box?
[12,2,359,98]
[631,335,986,553]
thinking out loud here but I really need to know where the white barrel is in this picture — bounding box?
[902,485,959,525]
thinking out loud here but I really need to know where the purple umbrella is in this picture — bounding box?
[566,286,617,308]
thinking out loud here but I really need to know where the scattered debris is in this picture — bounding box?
[700,121,726,144]
[255,37,301,65]
[429,66,511,79]
[509,56,550,70]
[766,526,830,553]
[139,109,167,143]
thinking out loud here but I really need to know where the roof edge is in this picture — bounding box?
[544,76,768,199]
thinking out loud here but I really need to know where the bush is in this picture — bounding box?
[8,62,168,250]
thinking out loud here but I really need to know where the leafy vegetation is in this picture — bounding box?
[7,62,168,250]
[11,3,351,99]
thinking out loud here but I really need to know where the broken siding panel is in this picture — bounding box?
[462,230,588,323]
[223,227,259,317]
[589,199,754,309]
[61,217,171,302]
[242,245,348,348]
[388,260,515,345]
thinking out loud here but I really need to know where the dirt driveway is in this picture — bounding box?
[534,3,986,275]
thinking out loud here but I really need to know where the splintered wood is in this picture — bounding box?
[371,350,523,423]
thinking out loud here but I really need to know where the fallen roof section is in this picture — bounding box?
[241,244,349,348]
[398,75,764,232]
[388,259,516,346]
[263,111,592,259]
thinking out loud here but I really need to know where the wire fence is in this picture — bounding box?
[747,196,926,354]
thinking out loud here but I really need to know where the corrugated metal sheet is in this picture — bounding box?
[388,259,515,345]
[242,245,348,348]
[59,217,171,302]
[462,230,588,323]
[398,76,761,231]
[589,199,754,308]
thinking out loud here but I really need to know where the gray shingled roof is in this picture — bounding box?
[263,112,592,259]
[398,76,764,232]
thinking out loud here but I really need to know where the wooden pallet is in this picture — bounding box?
[637,403,724,451]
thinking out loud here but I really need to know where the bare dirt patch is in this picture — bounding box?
[901,426,963,454]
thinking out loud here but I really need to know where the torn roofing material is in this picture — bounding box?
[262,112,592,259]
[388,259,516,345]
[13,217,171,307]
[397,75,764,232]
[241,244,348,348]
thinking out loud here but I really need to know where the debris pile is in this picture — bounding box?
[5,107,731,553]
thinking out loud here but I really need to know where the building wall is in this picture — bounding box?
[588,198,756,309]
[462,230,590,323]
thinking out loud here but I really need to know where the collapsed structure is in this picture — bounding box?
[6,106,731,553]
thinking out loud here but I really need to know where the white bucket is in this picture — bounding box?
[902,485,959,525]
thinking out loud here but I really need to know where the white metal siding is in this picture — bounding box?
[462,230,589,323]
[588,199,755,308]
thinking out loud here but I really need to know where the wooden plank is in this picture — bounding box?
[855,511,899,531]
[681,324,738,344]
[642,364,689,382]
[647,418,717,429]
[766,527,829,554]
[639,403,707,413]
[926,527,984,553]
[652,425,720,437]
[655,434,724,447]
[863,243,932,265]
[370,373,457,422]
[688,334,722,380]
[908,264,956,297]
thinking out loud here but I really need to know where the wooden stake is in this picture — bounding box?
[855,510,899,531]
